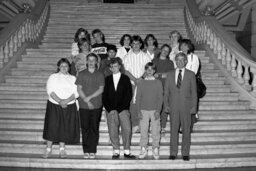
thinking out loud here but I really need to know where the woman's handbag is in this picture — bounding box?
[196,72,206,98]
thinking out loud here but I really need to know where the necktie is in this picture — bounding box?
[177,70,182,88]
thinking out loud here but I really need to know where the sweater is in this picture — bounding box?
[136,79,163,113]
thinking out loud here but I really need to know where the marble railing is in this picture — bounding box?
[185,0,256,108]
[0,0,49,68]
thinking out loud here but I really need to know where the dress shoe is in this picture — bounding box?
[124,153,136,159]
[169,155,177,160]
[183,156,190,161]
[112,153,120,159]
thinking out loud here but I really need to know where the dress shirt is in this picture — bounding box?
[123,50,151,79]
[113,72,121,91]
[175,68,185,85]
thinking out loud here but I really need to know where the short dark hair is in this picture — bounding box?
[92,28,105,42]
[110,57,123,66]
[131,35,144,50]
[119,34,132,46]
[74,28,90,43]
[179,39,195,54]
[107,44,117,52]
[156,43,171,58]
[144,34,158,48]
[57,58,71,73]
[77,38,90,53]
[110,57,125,73]
[86,52,100,62]
[145,62,157,71]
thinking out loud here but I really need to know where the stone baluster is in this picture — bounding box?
[243,64,251,91]
[213,35,218,54]
[226,48,231,71]
[236,59,244,84]
[9,36,14,57]
[21,25,25,44]
[231,53,237,78]
[250,68,256,96]
[217,38,222,60]
[0,46,4,68]
[203,23,207,43]
[207,28,211,46]
[209,31,214,49]
[13,31,18,52]
[4,42,9,62]
[221,45,226,65]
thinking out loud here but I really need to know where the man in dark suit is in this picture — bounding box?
[102,57,136,159]
[164,52,198,161]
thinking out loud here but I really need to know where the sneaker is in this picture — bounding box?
[153,148,160,160]
[83,153,90,159]
[161,128,166,136]
[89,153,96,159]
[139,147,148,159]
[42,148,52,158]
[195,113,199,121]
[132,125,139,133]
[59,149,67,158]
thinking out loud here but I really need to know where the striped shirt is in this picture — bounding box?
[123,50,151,79]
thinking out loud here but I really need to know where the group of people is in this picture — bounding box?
[42,27,201,161]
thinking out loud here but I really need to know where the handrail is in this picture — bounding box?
[0,0,49,68]
[185,0,256,109]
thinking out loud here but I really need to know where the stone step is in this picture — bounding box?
[1,111,256,121]
[49,14,184,19]
[1,129,256,142]
[0,143,256,156]
[0,99,247,106]
[0,109,256,120]
[0,84,231,93]
[15,63,217,73]
[0,119,255,130]
[45,26,185,32]
[9,69,217,78]
[0,155,256,170]
[0,92,239,102]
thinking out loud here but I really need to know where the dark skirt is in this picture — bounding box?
[43,100,80,144]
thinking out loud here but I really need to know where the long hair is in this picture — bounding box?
[119,34,132,46]
[144,34,158,48]
[74,28,90,43]
[179,39,195,54]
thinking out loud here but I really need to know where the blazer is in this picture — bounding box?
[164,69,198,115]
[103,73,133,113]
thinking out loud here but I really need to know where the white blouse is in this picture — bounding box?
[116,46,131,60]
[186,53,199,75]
[71,42,79,57]
[46,73,79,105]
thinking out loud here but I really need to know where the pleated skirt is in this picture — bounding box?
[43,100,80,144]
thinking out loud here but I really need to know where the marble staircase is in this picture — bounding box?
[0,0,256,170]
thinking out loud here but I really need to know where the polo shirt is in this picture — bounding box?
[75,69,105,109]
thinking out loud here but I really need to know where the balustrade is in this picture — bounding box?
[0,1,49,69]
[185,0,256,108]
